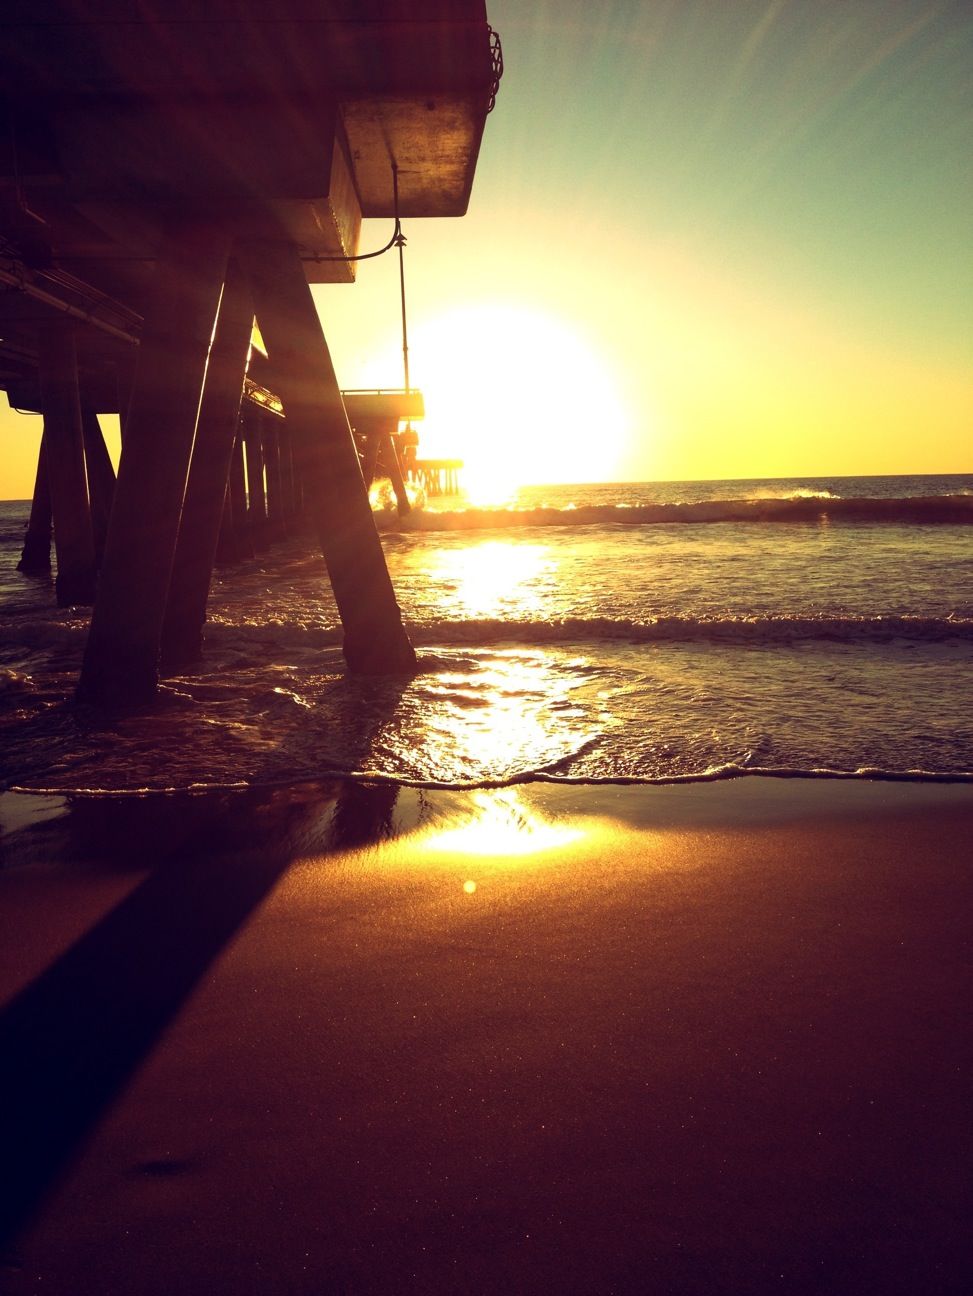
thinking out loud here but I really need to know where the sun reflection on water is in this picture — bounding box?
[405,648,597,783]
[429,541,556,620]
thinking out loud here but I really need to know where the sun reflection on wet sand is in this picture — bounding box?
[424,788,584,859]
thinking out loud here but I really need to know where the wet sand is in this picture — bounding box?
[1,778,970,1295]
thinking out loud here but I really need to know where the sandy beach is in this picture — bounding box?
[0,777,969,1295]
[2,4,971,1292]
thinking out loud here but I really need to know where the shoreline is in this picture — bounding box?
[1,776,970,1293]
[1,767,973,839]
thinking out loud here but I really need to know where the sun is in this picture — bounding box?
[399,302,632,500]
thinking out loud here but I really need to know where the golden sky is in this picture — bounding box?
[317,0,973,485]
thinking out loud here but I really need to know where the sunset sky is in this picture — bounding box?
[2,0,971,495]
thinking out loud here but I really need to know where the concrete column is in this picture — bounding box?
[38,327,96,606]
[241,238,415,673]
[380,429,411,518]
[277,424,296,522]
[361,426,381,489]
[227,429,253,559]
[161,259,253,668]
[262,415,285,534]
[17,435,53,574]
[215,483,234,563]
[77,216,231,706]
[114,360,136,445]
[81,409,116,568]
[243,407,267,538]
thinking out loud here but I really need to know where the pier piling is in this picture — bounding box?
[278,424,297,523]
[262,416,285,537]
[361,429,382,490]
[77,218,231,706]
[161,260,254,669]
[241,238,416,673]
[226,432,254,561]
[80,410,116,569]
[381,431,412,517]
[38,328,97,607]
[243,408,268,543]
[1,0,501,702]
[17,438,53,574]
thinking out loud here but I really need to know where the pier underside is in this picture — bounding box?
[0,1,500,704]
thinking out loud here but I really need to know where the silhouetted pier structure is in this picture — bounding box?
[0,1,501,703]
[414,459,464,495]
[343,388,425,517]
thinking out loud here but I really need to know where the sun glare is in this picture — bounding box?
[357,302,633,499]
[428,541,554,619]
[424,789,583,859]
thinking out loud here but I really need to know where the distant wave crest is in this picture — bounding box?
[392,494,973,531]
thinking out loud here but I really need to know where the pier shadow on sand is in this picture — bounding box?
[0,758,407,1249]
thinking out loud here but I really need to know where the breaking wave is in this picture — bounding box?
[9,764,972,798]
[2,613,972,659]
[199,612,973,648]
[2,480,971,797]
[389,494,973,531]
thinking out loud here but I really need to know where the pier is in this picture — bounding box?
[342,387,426,516]
[414,459,464,496]
[0,1,501,703]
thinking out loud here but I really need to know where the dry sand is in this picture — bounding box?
[0,778,970,1295]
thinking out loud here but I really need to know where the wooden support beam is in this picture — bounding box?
[161,259,253,669]
[38,327,96,606]
[77,216,231,706]
[240,238,415,673]
[81,409,116,568]
[17,435,53,574]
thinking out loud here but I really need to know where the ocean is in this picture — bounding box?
[1,473,971,794]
